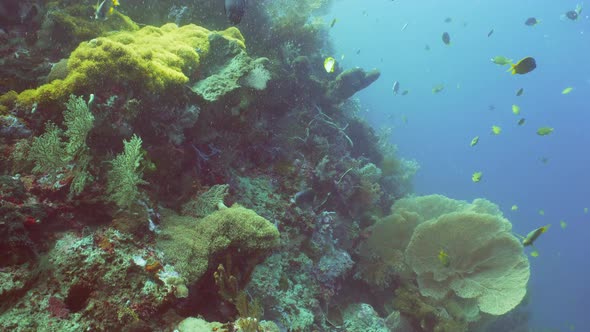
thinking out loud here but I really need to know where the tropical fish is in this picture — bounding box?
[491,56,513,66]
[95,0,120,20]
[512,104,521,115]
[564,4,583,21]
[537,127,554,136]
[356,49,361,55]
[516,88,524,96]
[330,18,337,28]
[470,136,479,147]
[432,84,445,94]
[438,249,451,267]
[530,250,539,257]
[539,209,545,215]
[584,207,588,213]
[392,81,400,95]
[225,0,246,25]
[511,205,518,211]
[323,57,336,73]
[424,44,431,51]
[472,171,483,183]
[517,118,526,126]
[442,32,451,45]
[508,56,537,75]
[487,29,494,37]
[491,125,501,135]
[444,17,452,23]
[560,220,567,229]
[401,90,409,96]
[524,17,540,26]
[562,87,573,94]
[522,224,550,246]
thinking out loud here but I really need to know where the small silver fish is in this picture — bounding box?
[392,81,400,95]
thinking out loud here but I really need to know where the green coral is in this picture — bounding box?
[106,134,147,208]
[39,3,139,51]
[28,122,68,178]
[27,95,95,196]
[12,23,215,110]
[157,205,280,284]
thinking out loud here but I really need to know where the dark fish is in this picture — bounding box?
[508,56,536,75]
[517,118,526,126]
[444,17,452,23]
[330,18,337,28]
[424,44,430,51]
[487,29,494,37]
[401,90,409,96]
[488,104,496,111]
[356,49,361,55]
[293,189,315,207]
[442,32,451,45]
[225,0,246,25]
[524,17,539,26]
[516,88,524,96]
[566,10,578,20]
[392,81,400,95]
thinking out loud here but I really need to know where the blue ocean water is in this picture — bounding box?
[328,0,590,330]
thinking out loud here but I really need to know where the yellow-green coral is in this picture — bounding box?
[40,3,139,48]
[11,24,246,111]
[157,205,280,284]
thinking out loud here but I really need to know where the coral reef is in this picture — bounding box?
[0,1,526,330]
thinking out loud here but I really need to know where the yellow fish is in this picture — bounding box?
[537,127,554,136]
[562,87,573,94]
[491,125,501,135]
[560,220,567,229]
[530,250,539,257]
[470,136,479,147]
[472,171,483,183]
[324,57,336,73]
[512,104,520,115]
[432,84,445,94]
[491,56,513,66]
[438,249,450,267]
[511,205,518,211]
[522,224,550,246]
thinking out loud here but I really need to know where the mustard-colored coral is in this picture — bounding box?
[11,23,246,111]
[157,205,280,283]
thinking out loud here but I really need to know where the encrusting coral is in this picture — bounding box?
[4,23,245,113]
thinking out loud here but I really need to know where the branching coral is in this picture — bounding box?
[27,95,94,196]
[106,134,147,208]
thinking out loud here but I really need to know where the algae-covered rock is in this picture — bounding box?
[326,67,380,103]
[191,31,270,102]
